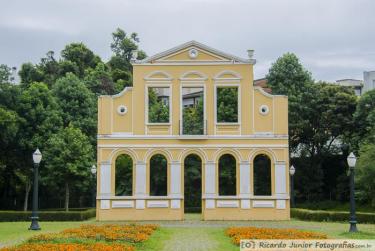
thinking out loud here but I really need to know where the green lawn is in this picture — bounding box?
[1,217,375,250]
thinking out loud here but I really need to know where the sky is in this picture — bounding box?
[1,0,374,82]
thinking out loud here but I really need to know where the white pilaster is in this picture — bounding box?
[135,161,147,197]
[204,161,216,195]
[239,161,251,197]
[275,162,287,197]
[100,161,111,196]
[170,161,181,197]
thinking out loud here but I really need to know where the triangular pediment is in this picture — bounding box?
[137,41,255,64]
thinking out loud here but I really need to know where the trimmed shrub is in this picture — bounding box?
[0,209,96,222]
[292,208,375,224]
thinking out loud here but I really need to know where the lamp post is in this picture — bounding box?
[29,148,42,230]
[90,165,97,208]
[347,152,358,232]
[289,165,296,208]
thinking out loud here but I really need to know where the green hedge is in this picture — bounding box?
[291,208,375,224]
[0,209,96,222]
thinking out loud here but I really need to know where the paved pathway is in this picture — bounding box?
[161,228,219,251]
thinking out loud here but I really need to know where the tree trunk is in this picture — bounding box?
[23,179,31,211]
[65,182,69,212]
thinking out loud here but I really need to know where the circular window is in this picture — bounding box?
[259,105,269,115]
[189,48,199,59]
[117,105,127,115]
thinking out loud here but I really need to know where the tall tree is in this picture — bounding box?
[0,64,12,84]
[266,53,313,152]
[43,125,93,211]
[17,82,62,210]
[61,43,101,78]
[18,63,44,88]
[352,89,375,150]
[52,73,96,139]
[84,63,115,95]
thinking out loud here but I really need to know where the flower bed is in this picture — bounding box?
[226,227,327,245]
[1,243,134,251]
[29,224,158,243]
[0,224,158,251]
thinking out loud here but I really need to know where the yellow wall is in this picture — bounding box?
[96,43,289,221]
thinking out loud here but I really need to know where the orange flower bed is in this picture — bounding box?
[28,224,158,243]
[0,243,134,251]
[226,227,327,245]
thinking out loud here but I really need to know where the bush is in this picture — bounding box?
[292,208,375,223]
[0,209,96,222]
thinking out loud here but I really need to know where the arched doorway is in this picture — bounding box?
[184,154,202,216]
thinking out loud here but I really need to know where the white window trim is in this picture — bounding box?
[145,83,172,127]
[214,83,241,128]
[179,82,207,135]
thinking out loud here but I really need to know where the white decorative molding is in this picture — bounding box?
[217,200,239,208]
[241,200,251,209]
[117,105,127,115]
[205,162,216,195]
[239,162,251,196]
[137,40,255,64]
[275,163,287,196]
[100,163,111,196]
[252,200,275,208]
[112,201,134,208]
[205,199,215,209]
[100,200,110,209]
[98,134,289,140]
[276,200,286,209]
[171,200,181,209]
[170,162,181,197]
[179,70,208,81]
[213,70,242,80]
[144,71,173,81]
[147,200,169,208]
[135,162,147,196]
[136,200,145,209]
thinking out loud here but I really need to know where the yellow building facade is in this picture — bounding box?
[96,41,290,221]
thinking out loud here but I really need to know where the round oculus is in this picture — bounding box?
[117,105,128,115]
[259,105,269,115]
[189,48,199,59]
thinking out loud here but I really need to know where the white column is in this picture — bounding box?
[239,161,251,197]
[135,160,146,209]
[204,161,216,195]
[274,162,287,196]
[204,161,216,209]
[99,161,111,197]
[240,160,251,209]
[170,161,182,197]
[135,160,147,197]
[275,161,287,209]
[170,161,182,209]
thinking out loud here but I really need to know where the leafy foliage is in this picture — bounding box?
[218,154,236,196]
[148,88,169,123]
[182,98,204,135]
[149,154,167,196]
[184,154,202,211]
[115,154,133,196]
[216,87,238,123]
[43,125,93,211]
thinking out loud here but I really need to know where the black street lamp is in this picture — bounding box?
[289,165,296,208]
[90,165,97,208]
[347,152,358,232]
[29,148,42,230]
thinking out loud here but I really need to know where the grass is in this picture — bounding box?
[0,220,93,247]
[1,216,375,250]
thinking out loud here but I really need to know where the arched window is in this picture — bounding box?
[218,154,237,196]
[253,154,272,196]
[150,154,168,196]
[115,154,133,196]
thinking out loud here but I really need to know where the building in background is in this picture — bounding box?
[335,79,363,96]
[363,71,375,93]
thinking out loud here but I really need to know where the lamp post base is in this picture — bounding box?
[349,220,358,232]
[29,216,41,230]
